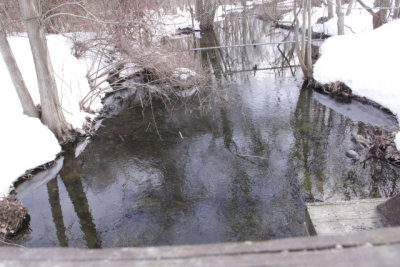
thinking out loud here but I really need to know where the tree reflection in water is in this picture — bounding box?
[47,151,101,248]
[13,4,400,248]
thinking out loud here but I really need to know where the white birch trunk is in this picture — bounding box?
[0,21,38,118]
[336,0,345,35]
[18,0,72,142]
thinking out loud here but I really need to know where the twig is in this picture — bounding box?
[149,91,162,140]
[236,153,269,160]
[0,239,26,248]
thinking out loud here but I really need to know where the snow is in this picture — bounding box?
[281,6,327,27]
[312,9,373,35]
[152,7,200,37]
[0,34,101,197]
[314,19,400,149]
[65,33,115,102]
[172,68,197,81]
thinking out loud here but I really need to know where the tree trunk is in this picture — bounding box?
[346,0,356,15]
[336,0,345,35]
[196,0,218,31]
[373,0,390,28]
[301,0,306,56]
[18,0,72,142]
[327,0,334,18]
[306,0,313,79]
[394,0,400,18]
[294,0,308,76]
[0,21,38,118]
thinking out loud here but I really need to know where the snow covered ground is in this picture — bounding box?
[0,35,102,197]
[314,19,400,148]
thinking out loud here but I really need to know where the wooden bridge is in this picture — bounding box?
[0,226,399,266]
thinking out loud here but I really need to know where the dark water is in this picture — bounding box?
[14,8,400,248]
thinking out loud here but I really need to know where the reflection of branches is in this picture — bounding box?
[200,30,229,80]
[149,91,162,140]
[277,45,295,76]
[277,30,296,76]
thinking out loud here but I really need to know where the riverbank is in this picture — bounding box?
[313,19,400,151]
[0,34,104,198]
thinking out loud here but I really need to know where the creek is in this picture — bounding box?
[13,7,400,248]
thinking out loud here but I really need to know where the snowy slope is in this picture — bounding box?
[314,19,400,148]
[0,35,100,196]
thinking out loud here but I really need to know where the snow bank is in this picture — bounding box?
[314,19,400,149]
[0,34,100,196]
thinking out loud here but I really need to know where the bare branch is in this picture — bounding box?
[356,0,376,16]
[43,12,121,25]
[43,1,100,23]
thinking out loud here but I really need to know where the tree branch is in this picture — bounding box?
[356,0,376,16]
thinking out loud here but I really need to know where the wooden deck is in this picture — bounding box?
[1,227,400,266]
[306,198,389,235]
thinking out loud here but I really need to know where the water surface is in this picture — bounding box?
[14,8,400,248]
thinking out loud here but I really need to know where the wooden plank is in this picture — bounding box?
[306,199,389,235]
[0,227,399,264]
[2,243,400,266]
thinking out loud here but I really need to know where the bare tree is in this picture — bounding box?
[18,0,73,142]
[0,20,38,118]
